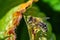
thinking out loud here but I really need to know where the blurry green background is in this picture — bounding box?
[0,0,60,40]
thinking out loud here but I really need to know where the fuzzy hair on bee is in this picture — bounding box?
[24,16,47,40]
[27,16,47,32]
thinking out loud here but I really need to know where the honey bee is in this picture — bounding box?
[27,16,47,32]
[25,16,47,40]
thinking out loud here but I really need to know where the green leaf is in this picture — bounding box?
[0,0,25,19]
[24,5,46,18]
[50,33,56,40]
[46,21,52,32]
